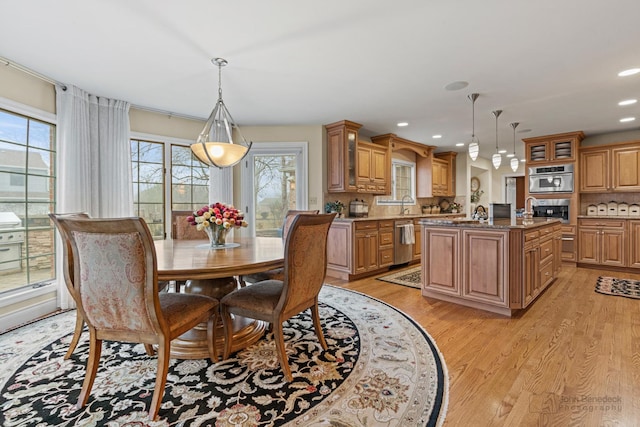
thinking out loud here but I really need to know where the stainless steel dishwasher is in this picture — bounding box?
[394,219,414,265]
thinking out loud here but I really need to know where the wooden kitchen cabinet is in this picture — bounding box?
[579,143,640,192]
[628,220,640,268]
[523,131,584,164]
[577,218,626,267]
[422,220,561,316]
[462,230,509,307]
[413,218,421,261]
[356,142,389,194]
[416,151,457,197]
[378,220,394,267]
[354,221,379,274]
[423,227,460,296]
[326,120,361,193]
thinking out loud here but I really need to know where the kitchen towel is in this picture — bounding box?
[400,223,415,244]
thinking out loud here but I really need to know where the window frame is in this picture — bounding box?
[377,158,416,205]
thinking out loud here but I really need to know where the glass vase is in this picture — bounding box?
[204,226,228,248]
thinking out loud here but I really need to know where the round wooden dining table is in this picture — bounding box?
[154,236,284,359]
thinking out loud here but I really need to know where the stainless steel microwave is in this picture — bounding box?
[528,164,574,193]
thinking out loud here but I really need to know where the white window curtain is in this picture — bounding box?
[55,84,133,308]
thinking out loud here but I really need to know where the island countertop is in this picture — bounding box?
[418,217,562,229]
[333,213,464,222]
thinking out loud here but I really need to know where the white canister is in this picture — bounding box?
[629,204,640,216]
[617,202,629,216]
[586,205,598,216]
[597,203,608,215]
[607,201,618,216]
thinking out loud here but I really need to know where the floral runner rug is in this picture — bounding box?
[377,266,422,289]
[595,276,640,300]
[0,285,447,426]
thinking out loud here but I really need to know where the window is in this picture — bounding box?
[0,108,56,295]
[377,159,416,204]
[130,137,209,239]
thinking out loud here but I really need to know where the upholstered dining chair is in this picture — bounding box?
[51,216,220,420]
[221,212,336,381]
[49,212,90,360]
[240,209,319,285]
[172,210,204,240]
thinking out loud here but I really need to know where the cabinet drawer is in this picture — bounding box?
[540,238,554,264]
[379,230,394,246]
[561,225,576,234]
[540,260,554,288]
[539,226,555,237]
[578,218,625,229]
[355,221,378,231]
[378,220,394,229]
[525,230,540,242]
[379,248,394,266]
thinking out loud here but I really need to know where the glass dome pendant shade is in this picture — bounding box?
[468,93,480,161]
[491,110,502,169]
[191,58,253,168]
[510,122,520,172]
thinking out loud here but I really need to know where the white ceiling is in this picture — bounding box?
[1,0,639,160]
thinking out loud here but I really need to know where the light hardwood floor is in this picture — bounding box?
[325,264,640,426]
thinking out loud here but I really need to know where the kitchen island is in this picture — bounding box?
[420,217,562,316]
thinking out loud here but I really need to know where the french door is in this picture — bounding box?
[241,143,308,237]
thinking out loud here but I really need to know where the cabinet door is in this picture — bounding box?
[371,146,388,189]
[553,229,562,275]
[612,147,640,191]
[423,228,460,295]
[462,230,508,306]
[526,141,549,163]
[577,228,599,264]
[601,229,626,267]
[523,244,539,306]
[580,149,609,192]
[550,138,575,162]
[356,146,372,184]
[413,222,421,260]
[629,221,640,268]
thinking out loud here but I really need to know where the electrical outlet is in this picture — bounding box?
[309,197,318,206]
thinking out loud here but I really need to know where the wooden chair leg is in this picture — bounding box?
[311,303,328,350]
[221,305,234,359]
[207,311,218,362]
[273,324,293,382]
[143,344,156,356]
[149,339,170,420]
[78,330,102,408]
[64,311,85,360]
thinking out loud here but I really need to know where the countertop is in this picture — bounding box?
[577,215,640,219]
[418,217,562,229]
[333,213,465,222]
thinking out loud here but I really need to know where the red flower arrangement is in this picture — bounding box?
[187,202,248,231]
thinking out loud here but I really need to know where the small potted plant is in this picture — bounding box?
[325,200,345,217]
[449,202,462,213]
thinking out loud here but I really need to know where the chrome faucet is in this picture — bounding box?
[400,195,413,215]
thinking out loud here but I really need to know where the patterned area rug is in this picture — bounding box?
[377,266,422,289]
[0,285,447,426]
[595,276,640,300]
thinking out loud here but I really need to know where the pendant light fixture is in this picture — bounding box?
[467,93,480,161]
[191,58,252,168]
[491,110,502,169]
[509,122,520,172]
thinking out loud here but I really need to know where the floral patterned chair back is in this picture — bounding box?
[172,210,205,240]
[51,216,219,420]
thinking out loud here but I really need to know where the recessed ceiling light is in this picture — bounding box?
[618,99,638,106]
[520,159,526,162]
[498,149,507,154]
[620,117,636,123]
[517,128,532,133]
[506,153,515,158]
[455,142,465,147]
[397,122,409,127]
[432,134,442,139]
[618,68,640,77]
[444,81,469,91]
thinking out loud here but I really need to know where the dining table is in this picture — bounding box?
[154,236,284,359]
